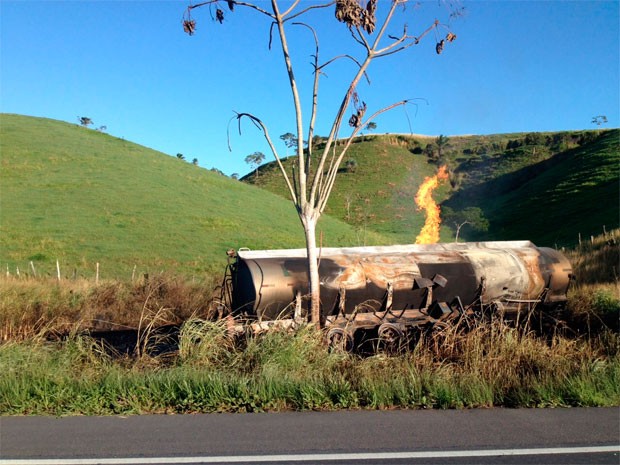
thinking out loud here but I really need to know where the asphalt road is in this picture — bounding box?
[1,408,618,464]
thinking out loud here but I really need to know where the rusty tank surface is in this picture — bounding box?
[220,241,572,349]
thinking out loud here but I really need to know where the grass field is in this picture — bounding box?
[0,114,385,278]
[2,115,617,278]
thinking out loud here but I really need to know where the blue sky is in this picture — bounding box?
[1,1,618,176]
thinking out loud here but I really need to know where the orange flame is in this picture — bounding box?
[415,165,449,244]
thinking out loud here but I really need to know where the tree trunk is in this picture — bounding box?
[301,211,321,326]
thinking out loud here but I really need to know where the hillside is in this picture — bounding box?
[445,129,620,246]
[0,114,386,277]
[245,135,452,244]
[247,129,619,247]
[2,114,616,281]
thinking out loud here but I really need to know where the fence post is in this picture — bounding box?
[96,263,100,284]
[29,261,37,278]
[56,260,61,281]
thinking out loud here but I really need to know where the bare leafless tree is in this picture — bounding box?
[182,0,458,325]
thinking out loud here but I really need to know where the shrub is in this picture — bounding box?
[344,159,358,173]
[592,290,620,315]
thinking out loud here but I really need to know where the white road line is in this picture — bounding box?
[1,446,618,464]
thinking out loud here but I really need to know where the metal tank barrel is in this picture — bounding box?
[228,241,572,321]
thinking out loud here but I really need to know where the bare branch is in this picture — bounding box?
[353,25,372,51]
[281,0,302,18]
[310,1,405,206]
[292,22,319,174]
[346,23,367,48]
[400,97,428,133]
[317,100,412,213]
[317,55,371,85]
[230,112,298,204]
[271,0,307,207]
[375,20,440,58]
[282,1,335,22]
[268,21,276,50]
[188,1,275,19]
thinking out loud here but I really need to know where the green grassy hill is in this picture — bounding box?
[2,114,616,280]
[445,130,619,246]
[248,130,619,247]
[0,114,386,278]
[246,135,452,244]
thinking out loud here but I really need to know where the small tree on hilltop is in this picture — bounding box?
[245,151,266,180]
[183,0,459,325]
[78,116,93,127]
[363,121,377,141]
[280,132,298,155]
[591,115,608,126]
[435,134,449,160]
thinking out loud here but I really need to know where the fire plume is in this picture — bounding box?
[415,165,449,244]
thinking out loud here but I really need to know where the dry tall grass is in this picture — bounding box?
[0,274,218,341]
[564,228,619,334]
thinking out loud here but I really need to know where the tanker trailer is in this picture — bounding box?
[222,241,572,349]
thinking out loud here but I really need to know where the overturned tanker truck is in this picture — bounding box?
[215,241,573,349]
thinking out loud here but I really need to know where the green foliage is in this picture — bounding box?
[592,290,620,315]
[444,206,489,228]
[365,121,377,131]
[435,134,449,159]
[244,151,265,167]
[7,114,613,263]
[244,151,266,180]
[1,234,617,413]
[279,132,298,150]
